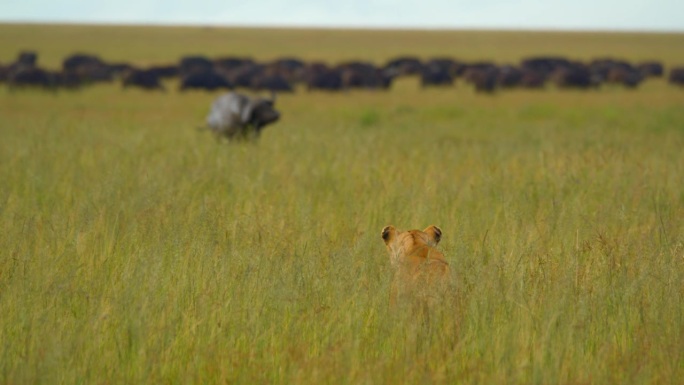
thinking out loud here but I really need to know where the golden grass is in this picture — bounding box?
[0,24,683,384]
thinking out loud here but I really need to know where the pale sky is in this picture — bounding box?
[1,0,683,31]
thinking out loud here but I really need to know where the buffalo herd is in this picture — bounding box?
[1,50,684,93]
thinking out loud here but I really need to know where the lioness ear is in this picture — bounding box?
[424,225,442,244]
[381,225,396,244]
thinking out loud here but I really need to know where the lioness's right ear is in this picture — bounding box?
[381,225,396,244]
[424,225,442,245]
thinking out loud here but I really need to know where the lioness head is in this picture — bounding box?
[381,225,450,308]
[381,225,443,267]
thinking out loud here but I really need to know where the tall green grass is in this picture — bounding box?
[1,25,684,384]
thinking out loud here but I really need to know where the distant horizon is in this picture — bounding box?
[2,21,683,34]
[2,0,683,33]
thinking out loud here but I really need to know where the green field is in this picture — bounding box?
[1,24,684,384]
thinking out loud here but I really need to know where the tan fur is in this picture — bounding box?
[381,225,451,308]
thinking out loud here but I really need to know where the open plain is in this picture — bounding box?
[1,24,683,384]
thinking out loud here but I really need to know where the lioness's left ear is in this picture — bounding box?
[424,225,442,244]
[381,225,396,244]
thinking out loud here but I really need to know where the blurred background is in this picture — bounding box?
[1,0,683,31]
[1,2,684,385]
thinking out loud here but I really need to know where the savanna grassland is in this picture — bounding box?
[1,24,684,384]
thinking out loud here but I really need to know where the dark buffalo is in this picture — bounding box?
[606,66,643,88]
[551,63,600,89]
[180,70,233,91]
[463,64,499,93]
[497,65,524,88]
[384,56,423,76]
[205,92,280,141]
[16,51,38,68]
[307,69,343,91]
[590,58,633,81]
[62,53,115,83]
[63,53,103,72]
[519,69,547,89]
[4,51,40,78]
[425,58,465,77]
[251,74,294,93]
[270,57,306,72]
[147,65,179,79]
[54,71,84,89]
[214,57,255,73]
[305,62,330,74]
[637,61,664,78]
[669,67,684,86]
[226,64,265,89]
[109,62,136,77]
[7,67,57,90]
[521,57,572,76]
[75,65,116,83]
[122,69,165,91]
[179,56,213,75]
[268,57,307,82]
[338,61,393,90]
[0,63,10,82]
[420,66,454,87]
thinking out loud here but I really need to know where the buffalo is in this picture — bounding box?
[205,92,280,141]
[669,67,684,86]
[606,66,643,88]
[62,53,116,83]
[268,57,307,83]
[122,69,165,91]
[497,65,524,88]
[384,56,423,76]
[179,56,213,76]
[7,67,57,90]
[251,74,294,93]
[0,63,10,82]
[226,64,265,89]
[180,70,233,91]
[63,53,102,72]
[54,71,84,89]
[521,57,572,76]
[519,69,547,89]
[307,69,344,91]
[15,51,38,69]
[426,58,465,77]
[551,63,600,89]
[420,66,454,87]
[463,64,499,93]
[214,57,255,73]
[146,65,179,79]
[3,51,40,80]
[590,58,634,82]
[338,61,393,90]
[637,61,664,78]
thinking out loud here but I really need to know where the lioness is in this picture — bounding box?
[381,225,451,309]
